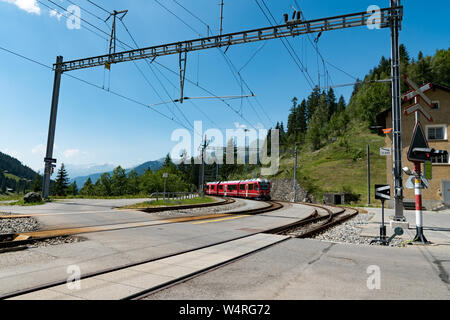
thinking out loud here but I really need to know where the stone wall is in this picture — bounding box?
[270,178,314,203]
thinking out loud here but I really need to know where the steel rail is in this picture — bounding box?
[1,202,357,300]
[0,199,286,300]
[0,199,280,250]
[56,6,402,72]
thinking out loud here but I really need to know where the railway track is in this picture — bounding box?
[0,199,281,251]
[1,201,358,300]
[268,202,359,238]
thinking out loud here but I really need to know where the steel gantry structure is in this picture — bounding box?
[43,2,404,220]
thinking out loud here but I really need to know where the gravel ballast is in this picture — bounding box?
[0,217,40,234]
[313,213,404,247]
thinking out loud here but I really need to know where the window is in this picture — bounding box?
[427,125,447,141]
[259,182,270,190]
[431,101,440,110]
[240,184,246,191]
[219,185,223,191]
[431,153,449,164]
[249,184,254,191]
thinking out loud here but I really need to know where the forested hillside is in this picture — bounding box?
[266,46,449,203]
[0,152,38,194]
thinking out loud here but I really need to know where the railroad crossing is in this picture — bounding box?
[41,2,406,226]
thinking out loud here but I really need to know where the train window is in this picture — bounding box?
[255,184,259,191]
[259,182,270,190]
[249,184,254,190]
[219,185,223,191]
[240,184,245,191]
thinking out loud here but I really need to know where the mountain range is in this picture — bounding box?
[72,159,164,188]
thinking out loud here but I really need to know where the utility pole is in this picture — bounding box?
[293,144,298,203]
[367,144,371,205]
[199,135,209,197]
[390,0,405,221]
[216,162,219,181]
[42,56,63,200]
[219,0,224,36]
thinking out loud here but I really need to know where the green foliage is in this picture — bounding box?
[54,163,70,196]
[0,152,37,194]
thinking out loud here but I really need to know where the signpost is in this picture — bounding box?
[402,76,435,244]
[380,147,392,156]
[374,184,391,245]
[163,173,168,202]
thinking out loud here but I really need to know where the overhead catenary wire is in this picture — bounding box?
[38,0,191,130]
[254,0,315,90]
[161,0,273,127]
[65,0,107,22]
[152,0,263,131]
[0,45,196,133]
[118,19,195,131]
[37,0,110,41]
[86,0,110,15]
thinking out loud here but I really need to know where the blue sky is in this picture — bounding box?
[0,0,449,174]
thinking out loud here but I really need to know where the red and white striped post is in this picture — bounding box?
[413,161,428,243]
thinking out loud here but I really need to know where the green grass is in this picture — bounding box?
[4,173,23,181]
[0,194,23,201]
[0,199,46,206]
[122,196,217,209]
[274,123,387,205]
[50,194,165,200]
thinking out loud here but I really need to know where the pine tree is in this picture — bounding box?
[287,97,298,136]
[32,173,42,192]
[326,88,338,120]
[54,163,70,196]
[127,170,140,195]
[67,181,78,196]
[337,96,346,113]
[111,166,127,196]
[296,99,308,133]
[80,178,94,196]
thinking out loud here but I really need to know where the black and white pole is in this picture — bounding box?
[380,199,386,243]
[413,162,428,243]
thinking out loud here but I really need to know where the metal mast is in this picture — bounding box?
[41,5,403,200]
[219,0,224,36]
[390,0,405,221]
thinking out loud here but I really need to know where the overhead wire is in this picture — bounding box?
[118,19,194,131]
[254,0,315,90]
[152,0,262,131]
[0,45,196,132]
[165,0,273,127]
[43,0,193,131]
[86,0,110,15]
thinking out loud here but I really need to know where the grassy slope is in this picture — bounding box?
[275,122,387,205]
[122,196,217,209]
[4,173,22,181]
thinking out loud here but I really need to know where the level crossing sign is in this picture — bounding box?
[407,122,430,162]
[402,76,434,122]
[375,184,391,200]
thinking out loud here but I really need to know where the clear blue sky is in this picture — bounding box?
[0,0,449,173]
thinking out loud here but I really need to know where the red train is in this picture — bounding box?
[205,178,271,200]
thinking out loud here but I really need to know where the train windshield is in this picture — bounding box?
[259,182,270,190]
